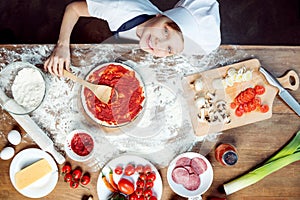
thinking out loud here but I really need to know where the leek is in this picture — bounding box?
[223,130,300,195]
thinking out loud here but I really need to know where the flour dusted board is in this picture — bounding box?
[182,59,297,136]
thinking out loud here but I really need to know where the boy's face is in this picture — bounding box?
[137,15,184,57]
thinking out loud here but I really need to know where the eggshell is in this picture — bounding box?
[7,130,22,145]
[0,147,15,160]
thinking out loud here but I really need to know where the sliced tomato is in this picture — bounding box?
[260,104,269,113]
[230,102,237,109]
[253,97,261,107]
[248,101,257,111]
[254,85,265,95]
[243,103,250,113]
[235,108,244,117]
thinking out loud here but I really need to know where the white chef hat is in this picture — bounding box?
[163,0,221,55]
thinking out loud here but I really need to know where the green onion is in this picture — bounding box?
[223,130,300,195]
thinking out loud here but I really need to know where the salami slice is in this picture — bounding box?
[183,174,201,191]
[184,165,195,174]
[175,157,191,167]
[171,167,189,184]
[191,157,208,175]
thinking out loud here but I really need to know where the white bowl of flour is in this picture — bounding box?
[0,62,46,115]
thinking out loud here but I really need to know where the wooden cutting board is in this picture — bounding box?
[182,59,299,136]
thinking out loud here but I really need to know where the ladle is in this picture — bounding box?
[63,70,114,104]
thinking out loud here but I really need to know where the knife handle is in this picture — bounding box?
[277,70,299,91]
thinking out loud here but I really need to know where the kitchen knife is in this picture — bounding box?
[0,89,66,164]
[259,67,300,116]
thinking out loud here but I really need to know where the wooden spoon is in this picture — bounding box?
[63,70,114,104]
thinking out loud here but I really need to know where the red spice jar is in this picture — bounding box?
[215,143,238,166]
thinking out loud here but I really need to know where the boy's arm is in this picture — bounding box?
[44,1,90,77]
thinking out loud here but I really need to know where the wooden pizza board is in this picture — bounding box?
[182,58,299,136]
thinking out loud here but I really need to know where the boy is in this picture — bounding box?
[44,0,221,76]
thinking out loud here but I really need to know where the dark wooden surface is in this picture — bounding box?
[0,44,299,200]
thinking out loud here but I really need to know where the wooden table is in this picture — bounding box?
[0,44,299,200]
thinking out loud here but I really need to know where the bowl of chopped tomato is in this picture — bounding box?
[80,62,146,128]
[64,129,95,162]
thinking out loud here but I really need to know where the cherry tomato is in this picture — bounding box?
[145,180,154,188]
[135,165,144,174]
[114,165,123,175]
[72,169,82,180]
[80,174,90,185]
[247,101,256,111]
[64,173,72,182]
[139,173,147,181]
[143,189,153,197]
[260,104,269,113]
[129,193,139,200]
[118,178,134,195]
[136,179,145,188]
[70,180,79,189]
[149,196,157,200]
[254,85,265,95]
[125,164,135,176]
[135,187,143,196]
[146,172,156,182]
[62,163,72,175]
[143,165,152,174]
[137,195,145,200]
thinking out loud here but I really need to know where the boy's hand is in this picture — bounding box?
[44,43,71,77]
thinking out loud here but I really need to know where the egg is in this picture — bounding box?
[0,147,15,160]
[7,130,22,145]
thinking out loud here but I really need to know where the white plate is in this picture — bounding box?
[97,154,163,200]
[9,148,58,198]
[167,152,213,198]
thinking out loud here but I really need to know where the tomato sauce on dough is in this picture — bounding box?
[83,64,145,125]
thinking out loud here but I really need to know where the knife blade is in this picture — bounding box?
[259,67,300,116]
[0,89,66,164]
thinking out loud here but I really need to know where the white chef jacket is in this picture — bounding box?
[86,0,161,41]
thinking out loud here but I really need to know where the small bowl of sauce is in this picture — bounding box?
[64,130,94,162]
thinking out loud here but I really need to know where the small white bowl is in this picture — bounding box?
[167,152,214,198]
[0,62,46,115]
[64,129,95,162]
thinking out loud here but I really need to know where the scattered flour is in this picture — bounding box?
[0,44,250,169]
[12,67,45,109]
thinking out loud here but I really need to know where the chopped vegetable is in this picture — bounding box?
[223,130,300,195]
